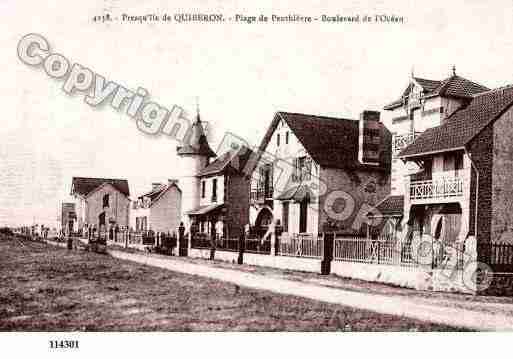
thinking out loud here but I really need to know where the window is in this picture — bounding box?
[293,156,312,182]
[277,133,280,147]
[201,181,206,198]
[102,194,109,208]
[455,153,464,176]
[212,178,218,202]
[282,202,289,232]
[409,109,415,133]
[285,131,289,144]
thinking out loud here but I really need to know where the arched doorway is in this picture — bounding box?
[254,207,273,237]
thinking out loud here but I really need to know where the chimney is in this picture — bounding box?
[168,179,178,186]
[358,110,382,165]
[152,182,162,191]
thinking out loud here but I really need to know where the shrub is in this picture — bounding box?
[0,227,13,236]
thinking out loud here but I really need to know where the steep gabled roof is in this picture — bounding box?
[71,177,130,197]
[258,112,390,171]
[384,74,489,110]
[399,85,513,158]
[137,181,181,206]
[198,145,255,177]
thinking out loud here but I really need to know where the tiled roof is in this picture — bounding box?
[432,75,489,98]
[71,177,130,197]
[370,195,404,217]
[258,112,391,171]
[384,74,489,110]
[198,145,255,177]
[275,184,317,202]
[399,85,513,157]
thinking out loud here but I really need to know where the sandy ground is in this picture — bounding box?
[0,235,460,331]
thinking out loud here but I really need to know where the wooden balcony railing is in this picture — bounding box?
[393,132,421,155]
[410,175,464,201]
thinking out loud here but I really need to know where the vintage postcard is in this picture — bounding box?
[1,0,513,357]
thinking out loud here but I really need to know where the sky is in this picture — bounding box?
[1,0,513,227]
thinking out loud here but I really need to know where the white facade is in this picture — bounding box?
[177,154,209,230]
[252,118,320,235]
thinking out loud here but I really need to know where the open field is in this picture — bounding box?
[0,235,463,331]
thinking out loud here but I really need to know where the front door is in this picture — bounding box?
[299,200,308,233]
[98,212,106,229]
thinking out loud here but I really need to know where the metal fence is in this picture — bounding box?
[245,237,271,254]
[333,235,414,266]
[278,233,324,259]
[480,242,513,273]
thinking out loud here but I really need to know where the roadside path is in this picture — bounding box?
[43,238,513,330]
[108,249,513,331]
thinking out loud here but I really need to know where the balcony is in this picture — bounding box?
[250,187,274,203]
[393,132,422,156]
[410,174,464,203]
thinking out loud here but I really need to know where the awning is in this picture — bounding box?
[187,203,224,216]
[275,184,317,202]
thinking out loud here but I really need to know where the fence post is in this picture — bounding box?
[237,230,245,265]
[321,232,334,275]
[209,233,216,260]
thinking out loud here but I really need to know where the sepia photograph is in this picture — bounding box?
[1,0,513,357]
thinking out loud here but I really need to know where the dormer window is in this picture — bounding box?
[277,133,281,147]
[102,194,109,208]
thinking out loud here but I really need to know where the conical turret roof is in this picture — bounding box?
[177,112,217,157]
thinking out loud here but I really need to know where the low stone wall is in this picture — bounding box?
[244,253,321,273]
[189,247,211,259]
[481,273,513,296]
[331,260,474,294]
[214,250,239,263]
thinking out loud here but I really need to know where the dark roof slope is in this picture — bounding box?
[399,85,513,157]
[258,112,391,171]
[384,74,489,110]
[370,195,404,217]
[198,145,255,177]
[414,77,441,92]
[177,116,216,158]
[433,75,489,98]
[71,177,130,197]
[138,185,167,201]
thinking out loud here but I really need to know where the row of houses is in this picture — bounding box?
[62,67,513,294]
